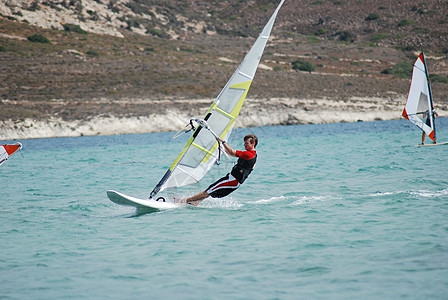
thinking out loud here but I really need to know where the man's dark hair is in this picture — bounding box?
[244,134,258,148]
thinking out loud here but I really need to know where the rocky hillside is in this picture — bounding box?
[0,0,447,123]
[2,0,448,50]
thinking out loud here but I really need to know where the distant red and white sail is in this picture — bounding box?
[0,142,22,166]
[402,52,437,143]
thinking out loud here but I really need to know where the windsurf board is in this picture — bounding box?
[416,141,448,147]
[107,190,183,211]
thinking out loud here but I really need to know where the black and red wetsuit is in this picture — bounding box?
[206,149,257,198]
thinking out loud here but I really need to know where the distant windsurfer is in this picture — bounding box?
[422,109,438,145]
[181,134,258,206]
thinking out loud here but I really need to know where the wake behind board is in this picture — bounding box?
[107,190,182,212]
[416,141,448,147]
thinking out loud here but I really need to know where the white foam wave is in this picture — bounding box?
[369,188,448,198]
[252,194,343,206]
[292,195,341,205]
[200,197,244,209]
[410,188,448,198]
[253,195,287,204]
[369,191,403,197]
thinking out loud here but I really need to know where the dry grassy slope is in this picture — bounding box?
[0,0,447,122]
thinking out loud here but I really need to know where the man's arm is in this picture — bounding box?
[217,138,236,157]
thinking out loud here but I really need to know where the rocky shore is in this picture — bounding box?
[0,96,424,140]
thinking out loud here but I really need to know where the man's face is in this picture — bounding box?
[244,139,254,150]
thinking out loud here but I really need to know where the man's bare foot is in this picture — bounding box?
[173,197,185,204]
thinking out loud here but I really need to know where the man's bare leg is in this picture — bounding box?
[185,191,209,206]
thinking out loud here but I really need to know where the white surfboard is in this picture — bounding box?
[107,190,184,212]
[416,141,448,147]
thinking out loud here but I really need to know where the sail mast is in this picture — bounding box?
[420,50,437,143]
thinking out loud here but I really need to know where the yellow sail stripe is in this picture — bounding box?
[229,80,252,116]
[192,142,215,156]
[213,106,234,120]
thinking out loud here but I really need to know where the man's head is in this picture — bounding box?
[244,134,258,149]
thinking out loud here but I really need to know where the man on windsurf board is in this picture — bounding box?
[181,134,258,206]
[422,109,439,145]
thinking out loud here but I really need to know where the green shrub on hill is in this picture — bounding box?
[337,31,356,43]
[430,74,448,83]
[397,19,413,27]
[27,34,51,43]
[365,13,380,21]
[291,59,316,73]
[380,61,412,78]
[86,50,99,56]
[63,23,87,34]
[149,28,162,37]
[371,33,387,43]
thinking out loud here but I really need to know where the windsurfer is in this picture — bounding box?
[422,109,438,144]
[181,134,258,206]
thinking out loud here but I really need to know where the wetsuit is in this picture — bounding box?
[425,110,431,126]
[206,149,257,198]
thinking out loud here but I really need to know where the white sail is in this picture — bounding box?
[149,0,285,198]
[402,52,437,142]
[0,142,22,167]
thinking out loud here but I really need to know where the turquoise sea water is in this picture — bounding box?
[1,118,448,299]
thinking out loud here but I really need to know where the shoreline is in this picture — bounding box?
[0,97,434,141]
